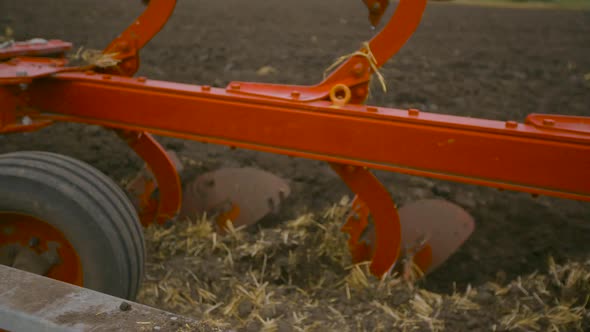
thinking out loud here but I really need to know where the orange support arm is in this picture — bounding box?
[102,0,176,76]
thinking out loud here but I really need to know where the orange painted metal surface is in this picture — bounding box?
[330,164,401,277]
[98,0,182,225]
[341,196,373,264]
[526,114,590,136]
[412,245,433,274]
[101,0,177,76]
[117,131,182,225]
[21,73,590,202]
[0,82,54,133]
[0,212,83,286]
[0,57,67,85]
[339,194,436,274]
[0,40,71,60]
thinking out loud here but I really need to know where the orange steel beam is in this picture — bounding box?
[22,72,590,202]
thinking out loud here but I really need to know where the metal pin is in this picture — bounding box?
[28,237,40,247]
[21,116,32,126]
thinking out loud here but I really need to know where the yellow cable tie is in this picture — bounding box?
[324,41,387,93]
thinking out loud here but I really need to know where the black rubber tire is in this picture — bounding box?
[0,151,144,300]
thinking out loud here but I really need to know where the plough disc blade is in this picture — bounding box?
[360,199,475,275]
[179,167,291,229]
[397,199,475,273]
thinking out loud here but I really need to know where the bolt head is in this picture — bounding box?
[21,116,32,126]
[355,87,367,98]
[116,40,130,53]
[408,109,420,116]
[505,121,518,129]
[352,63,365,77]
[542,119,555,126]
[28,237,40,247]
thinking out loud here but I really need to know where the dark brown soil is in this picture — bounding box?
[1,0,589,330]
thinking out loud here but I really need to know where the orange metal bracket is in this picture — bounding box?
[341,196,373,264]
[330,163,401,277]
[0,57,67,85]
[0,40,72,61]
[526,114,590,136]
[117,130,182,225]
[102,0,177,76]
[101,0,181,226]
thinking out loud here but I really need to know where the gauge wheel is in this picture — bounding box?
[0,151,144,300]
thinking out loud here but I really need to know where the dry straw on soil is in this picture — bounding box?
[137,197,589,331]
[69,46,121,68]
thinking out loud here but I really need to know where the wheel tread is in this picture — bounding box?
[0,151,144,299]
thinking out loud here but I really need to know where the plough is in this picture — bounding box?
[1,0,589,305]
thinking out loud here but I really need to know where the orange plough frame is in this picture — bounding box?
[1,0,589,277]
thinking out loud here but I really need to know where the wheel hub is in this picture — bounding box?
[0,212,83,285]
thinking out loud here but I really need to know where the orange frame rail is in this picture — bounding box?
[25,73,590,202]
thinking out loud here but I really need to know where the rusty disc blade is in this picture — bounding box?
[179,167,290,228]
[360,198,475,274]
[397,199,475,273]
